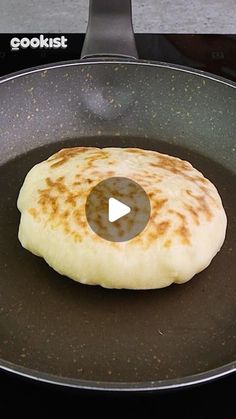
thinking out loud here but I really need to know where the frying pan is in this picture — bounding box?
[0,0,235,391]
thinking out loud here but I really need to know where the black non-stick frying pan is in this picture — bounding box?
[0,0,235,391]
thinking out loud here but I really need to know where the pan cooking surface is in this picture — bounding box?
[0,136,235,386]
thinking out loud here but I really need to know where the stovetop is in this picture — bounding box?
[0,34,235,411]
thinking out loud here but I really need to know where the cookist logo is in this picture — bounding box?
[10,35,68,51]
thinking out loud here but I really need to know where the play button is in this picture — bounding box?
[108,198,131,222]
[85,177,151,242]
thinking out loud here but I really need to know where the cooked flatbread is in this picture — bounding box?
[17,147,227,289]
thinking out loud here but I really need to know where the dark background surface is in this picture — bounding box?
[0,34,235,413]
[1,368,235,416]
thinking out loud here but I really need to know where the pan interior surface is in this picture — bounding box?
[0,135,235,388]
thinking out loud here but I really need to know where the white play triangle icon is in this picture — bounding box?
[108,197,131,223]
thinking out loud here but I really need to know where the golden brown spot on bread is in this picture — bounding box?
[65,193,78,207]
[37,177,79,238]
[73,208,82,224]
[61,210,69,219]
[49,147,91,168]
[175,225,191,245]
[48,147,89,161]
[193,176,208,184]
[184,204,200,225]
[46,177,67,193]
[186,189,212,221]
[73,208,87,229]
[48,147,109,168]
[28,208,38,219]
[125,148,146,154]
[82,151,111,170]
[171,210,186,222]
[45,177,53,187]
[63,225,71,235]
[38,193,58,214]
[152,198,168,212]
[72,232,82,242]
[199,185,219,208]
[56,176,65,182]
[150,154,191,175]
[148,190,161,198]
[157,221,170,236]
[144,231,157,242]
[143,220,171,244]
[50,155,76,168]
[168,209,191,245]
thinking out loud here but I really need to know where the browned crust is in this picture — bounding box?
[26,147,219,249]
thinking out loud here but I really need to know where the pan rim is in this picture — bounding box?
[0,358,235,391]
[0,58,235,390]
[0,58,236,90]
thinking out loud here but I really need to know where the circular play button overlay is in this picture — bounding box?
[85,177,151,242]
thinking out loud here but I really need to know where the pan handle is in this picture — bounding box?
[81,0,138,60]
